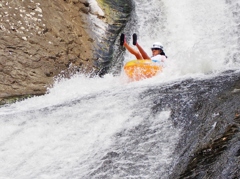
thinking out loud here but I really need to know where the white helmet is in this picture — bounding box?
[151,42,163,50]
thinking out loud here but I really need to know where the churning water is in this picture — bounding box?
[0,0,240,178]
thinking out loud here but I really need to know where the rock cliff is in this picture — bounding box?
[0,0,96,103]
[0,0,132,104]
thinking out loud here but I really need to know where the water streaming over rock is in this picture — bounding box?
[0,0,240,178]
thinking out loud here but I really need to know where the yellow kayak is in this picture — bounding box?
[124,59,163,81]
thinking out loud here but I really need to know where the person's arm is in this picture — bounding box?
[161,55,167,62]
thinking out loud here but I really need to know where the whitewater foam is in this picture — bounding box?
[124,0,240,78]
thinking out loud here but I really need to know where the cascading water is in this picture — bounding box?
[0,0,240,178]
[122,0,240,77]
[0,74,181,178]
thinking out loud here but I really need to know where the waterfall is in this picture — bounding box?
[0,0,240,178]
[0,74,181,178]
[122,0,240,77]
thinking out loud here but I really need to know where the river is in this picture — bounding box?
[0,0,239,178]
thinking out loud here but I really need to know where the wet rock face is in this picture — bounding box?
[0,0,95,100]
[133,71,240,179]
[164,71,240,179]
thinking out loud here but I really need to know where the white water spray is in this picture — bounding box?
[126,0,240,79]
[1,0,240,178]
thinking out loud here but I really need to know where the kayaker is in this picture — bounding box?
[120,33,167,64]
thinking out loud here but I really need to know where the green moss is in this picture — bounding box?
[96,0,132,24]
[0,94,42,106]
[96,0,112,23]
